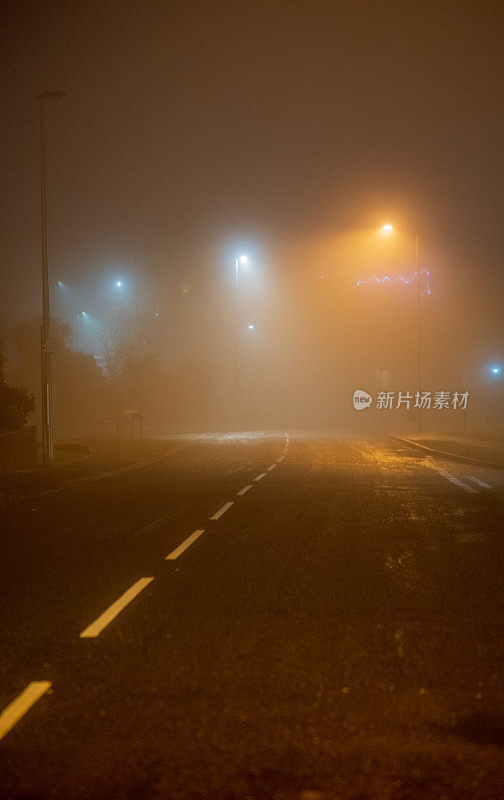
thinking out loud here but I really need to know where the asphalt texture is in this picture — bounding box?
[1,432,504,800]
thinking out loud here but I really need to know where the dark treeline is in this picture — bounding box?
[2,318,211,439]
[0,341,34,434]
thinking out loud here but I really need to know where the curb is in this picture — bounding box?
[390,436,504,471]
[0,444,186,508]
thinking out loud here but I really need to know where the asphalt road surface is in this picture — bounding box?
[1,432,504,800]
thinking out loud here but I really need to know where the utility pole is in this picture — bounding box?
[38,90,65,466]
[416,231,422,434]
[233,255,248,424]
[234,257,239,422]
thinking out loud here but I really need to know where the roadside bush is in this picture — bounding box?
[0,342,34,433]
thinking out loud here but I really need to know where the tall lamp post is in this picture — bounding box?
[381,224,423,433]
[234,255,248,422]
[38,90,65,466]
[415,231,421,432]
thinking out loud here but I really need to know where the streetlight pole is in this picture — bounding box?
[416,231,422,433]
[233,255,248,424]
[234,258,239,422]
[38,90,65,466]
[381,224,424,433]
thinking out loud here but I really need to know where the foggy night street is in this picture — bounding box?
[2,1,504,796]
[1,432,504,799]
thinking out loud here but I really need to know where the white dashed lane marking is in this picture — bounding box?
[210,501,234,520]
[254,473,267,482]
[79,577,154,638]
[468,476,492,489]
[166,530,205,560]
[267,463,277,471]
[0,682,52,741]
[237,484,253,496]
[428,461,477,493]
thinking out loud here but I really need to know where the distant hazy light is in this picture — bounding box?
[115,280,122,287]
[238,255,248,265]
[381,224,394,234]
[248,324,255,330]
[491,366,501,375]
[81,311,87,317]
[57,280,63,287]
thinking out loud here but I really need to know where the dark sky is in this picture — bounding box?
[1,0,503,350]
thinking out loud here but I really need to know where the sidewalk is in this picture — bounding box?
[0,438,179,506]
[394,432,504,469]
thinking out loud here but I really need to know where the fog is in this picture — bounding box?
[2,7,504,794]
